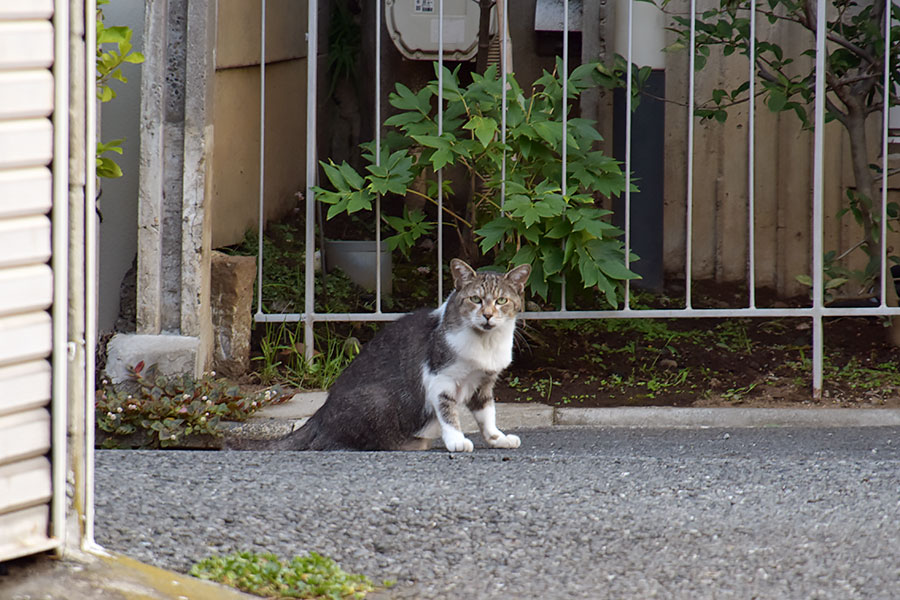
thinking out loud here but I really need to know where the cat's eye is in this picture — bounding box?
[496,297,509,305]
[469,295,483,304]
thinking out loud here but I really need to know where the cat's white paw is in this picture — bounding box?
[444,436,474,453]
[488,433,521,449]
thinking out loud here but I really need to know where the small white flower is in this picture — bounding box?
[116,407,123,413]
[106,411,115,419]
[251,401,257,408]
[127,394,133,399]
[201,395,208,401]
[210,371,216,377]
[182,393,191,400]
[199,416,206,423]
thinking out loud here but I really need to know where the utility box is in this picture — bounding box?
[384,0,496,61]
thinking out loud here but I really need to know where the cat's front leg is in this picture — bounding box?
[434,391,474,452]
[467,384,520,449]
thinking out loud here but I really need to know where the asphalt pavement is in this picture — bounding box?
[92,425,900,599]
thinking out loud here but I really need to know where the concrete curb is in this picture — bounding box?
[230,393,900,443]
[97,393,900,449]
[554,406,900,429]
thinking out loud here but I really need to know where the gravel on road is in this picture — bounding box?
[95,427,900,599]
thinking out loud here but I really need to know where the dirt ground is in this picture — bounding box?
[493,281,900,409]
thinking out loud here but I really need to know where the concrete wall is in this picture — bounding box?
[211,0,308,248]
[97,0,143,332]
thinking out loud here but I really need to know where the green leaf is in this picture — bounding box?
[541,245,565,276]
[767,90,787,112]
[475,217,514,252]
[430,148,454,170]
[320,160,349,192]
[463,115,498,148]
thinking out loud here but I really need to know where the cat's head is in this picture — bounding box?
[447,258,531,333]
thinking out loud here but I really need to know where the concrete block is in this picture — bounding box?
[210,252,256,377]
[104,333,200,383]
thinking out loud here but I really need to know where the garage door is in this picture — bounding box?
[0,0,61,562]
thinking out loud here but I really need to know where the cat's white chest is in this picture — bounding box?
[444,320,515,374]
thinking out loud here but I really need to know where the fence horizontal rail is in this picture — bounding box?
[254,306,900,324]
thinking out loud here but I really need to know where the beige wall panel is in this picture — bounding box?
[0,457,51,515]
[0,168,52,218]
[0,505,49,561]
[0,313,51,368]
[0,361,51,418]
[715,52,750,285]
[0,409,50,466]
[0,21,52,69]
[662,38,688,278]
[0,119,52,169]
[775,112,812,297]
[0,2,53,19]
[216,0,307,69]
[211,60,307,248]
[687,50,726,281]
[0,265,52,317]
[753,96,779,289]
[0,70,53,119]
[0,216,50,269]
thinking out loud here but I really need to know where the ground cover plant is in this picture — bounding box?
[189,551,376,599]
[96,362,290,448]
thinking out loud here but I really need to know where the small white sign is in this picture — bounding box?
[415,0,434,13]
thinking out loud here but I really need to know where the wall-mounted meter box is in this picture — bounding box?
[385,0,496,61]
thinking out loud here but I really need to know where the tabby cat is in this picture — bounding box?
[268,258,531,452]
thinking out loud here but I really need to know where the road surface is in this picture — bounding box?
[95,426,900,599]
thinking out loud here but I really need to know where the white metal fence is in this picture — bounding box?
[253,0,900,398]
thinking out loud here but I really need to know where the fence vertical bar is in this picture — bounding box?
[747,0,757,308]
[437,0,444,303]
[624,0,633,309]
[304,0,319,360]
[880,0,891,308]
[500,0,507,213]
[560,0,568,311]
[256,0,266,319]
[811,0,827,398]
[375,0,382,313]
[685,0,696,309]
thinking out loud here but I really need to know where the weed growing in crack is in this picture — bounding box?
[190,551,377,599]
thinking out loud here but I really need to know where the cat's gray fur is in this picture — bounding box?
[266,258,531,452]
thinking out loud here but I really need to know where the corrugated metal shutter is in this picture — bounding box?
[0,0,60,562]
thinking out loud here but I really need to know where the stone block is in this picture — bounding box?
[210,251,256,378]
[104,334,201,384]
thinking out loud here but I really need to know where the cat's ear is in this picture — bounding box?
[504,263,532,294]
[450,258,477,288]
